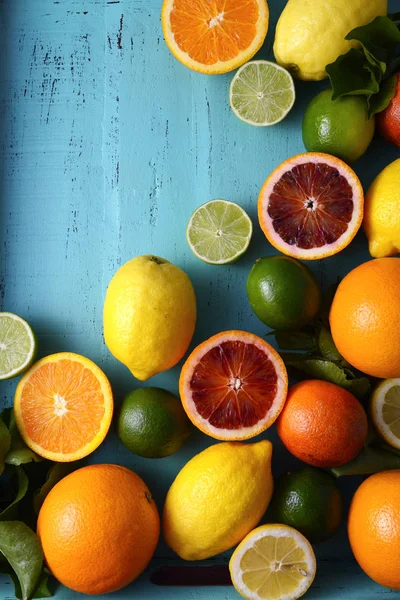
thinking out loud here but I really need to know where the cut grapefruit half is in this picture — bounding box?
[258,152,364,260]
[14,352,113,462]
[161,0,269,75]
[179,330,288,440]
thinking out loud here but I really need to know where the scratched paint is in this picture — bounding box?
[0,0,399,598]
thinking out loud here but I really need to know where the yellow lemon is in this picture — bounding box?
[273,0,387,81]
[103,255,196,381]
[364,159,400,258]
[163,441,273,561]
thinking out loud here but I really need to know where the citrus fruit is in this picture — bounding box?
[179,330,288,440]
[302,90,375,164]
[271,467,343,543]
[273,0,387,81]
[161,0,269,75]
[229,524,316,600]
[246,255,321,330]
[117,387,191,458]
[163,440,273,560]
[348,470,400,590]
[329,257,400,378]
[276,380,368,468]
[0,312,36,380]
[229,61,295,127]
[186,199,252,265]
[364,159,400,257]
[14,353,113,462]
[370,378,400,450]
[258,152,364,260]
[103,255,196,381]
[376,73,400,147]
[37,464,160,594]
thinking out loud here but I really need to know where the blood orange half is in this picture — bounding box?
[179,330,288,440]
[258,153,364,260]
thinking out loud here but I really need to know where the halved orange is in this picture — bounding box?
[258,152,364,260]
[179,330,288,440]
[161,0,269,75]
[14,353,113,462]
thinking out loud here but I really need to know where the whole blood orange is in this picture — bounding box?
[258,152,364,259]
[376,73,400,147]
[37,464,160,595]
[330,258,400,378]
[348,470,400,590]
[179,330,288,440]
[276,380,367,467]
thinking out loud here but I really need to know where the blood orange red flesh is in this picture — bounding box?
[258,152,364,259]
[179,330,288,440]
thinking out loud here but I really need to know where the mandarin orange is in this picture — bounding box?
[330,258,400,378]
[37,464,160,595]
[276,380,367,467]
[348,470,400,590]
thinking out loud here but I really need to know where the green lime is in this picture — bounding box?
[246,255,321,331]
[117,387,191,458]
[230,60,295,126]
[0,312,36,380]
[271,467,343,543]
[187,199,252,265]
[302,89,375,164]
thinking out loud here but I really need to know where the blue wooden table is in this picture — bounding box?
[0,0,399,598]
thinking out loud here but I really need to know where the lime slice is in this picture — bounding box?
[230,60,295,126]
[230,524,316,600]
[0,313,36,380]
[187,199,253,265]
[371,378,400,450]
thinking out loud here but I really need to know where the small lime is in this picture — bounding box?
[302,89,375,164]
[246,255,321,331]
[0,312,37,380]
[117,387,191,458]
[271,467,343,543]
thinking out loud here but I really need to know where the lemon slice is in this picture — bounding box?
[187,199,253,265]
[0,312,36,380]
[371,378,400,450]
[230,61,295,127]
[229,524,316,600]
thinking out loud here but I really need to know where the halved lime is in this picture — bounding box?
[187,199,253,265]
[230,60,295,126]
[0,313,36,380]
[371,378,400,450]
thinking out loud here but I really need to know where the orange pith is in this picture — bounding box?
[258,153,364,260]
[162,0,269,74]
[14,352,113,462]
[179,330,288,440]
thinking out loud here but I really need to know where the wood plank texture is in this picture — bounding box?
[0,0,399,598]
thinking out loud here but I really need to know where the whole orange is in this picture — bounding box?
[276,380,367,467]
[376,73,400,147]
[330,257,400,378]
[348,470,400,590]
[37,464,160,595]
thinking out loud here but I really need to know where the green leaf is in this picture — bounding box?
[3,410,42,466]
[0,565,52,600]
[326,48,380,100]
[0,467,29,521]
[285,358,371,399]
[0,415,11,476]
[32,570,53,599]
[332,445,400,477]
[273,331,315,352]
[346,16,400,65]
[368,74,397,116]
[317,327,347,364]
[0,521,43,600]
[34,463,74,514]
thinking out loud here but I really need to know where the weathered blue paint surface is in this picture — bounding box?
[0,0,399,598]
